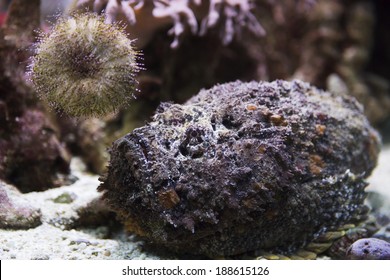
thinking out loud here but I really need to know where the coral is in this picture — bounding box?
[29,13,141,117]
[99,80,380,257]
[0,0,71,192]
[198,0,265,45]
[347,238,390,260]
[72,0,263,48]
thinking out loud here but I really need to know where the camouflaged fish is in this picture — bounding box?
[99,80,380,258]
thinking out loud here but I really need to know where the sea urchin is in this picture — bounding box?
[29,13,141,117]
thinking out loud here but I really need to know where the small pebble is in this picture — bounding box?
[69,239,92,246]
[103,250,111,257]
[347,238,390,260]
[53,192,76,204]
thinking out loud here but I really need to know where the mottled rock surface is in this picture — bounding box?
[0,181,41,229]
[100,80,380,257]
[0,0,71,192]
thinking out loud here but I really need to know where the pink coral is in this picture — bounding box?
[74,0,264,48]
[152,0,198,48]
[199,0,265,45]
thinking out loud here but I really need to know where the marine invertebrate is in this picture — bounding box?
[72,0,264,48]
[99,80,380,257]
[198,0,265,45]
[29,13,141,117]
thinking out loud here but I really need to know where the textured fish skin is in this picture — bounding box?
[99,80,380,257]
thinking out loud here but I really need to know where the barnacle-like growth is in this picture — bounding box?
[29,13,141,117]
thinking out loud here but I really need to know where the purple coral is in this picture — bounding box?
[74,0,264,48]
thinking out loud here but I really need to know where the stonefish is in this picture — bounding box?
[99,80,380,258]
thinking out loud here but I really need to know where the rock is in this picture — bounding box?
[53,192,77,204]
[75,197,117,228]
[0,0,71,192]
[0,181,41,229]
[326,227,370,259]
[0,110,72,193]
[11,164,116,231]
[347,238,390,260]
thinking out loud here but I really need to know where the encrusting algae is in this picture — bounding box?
[99,80,380,258]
